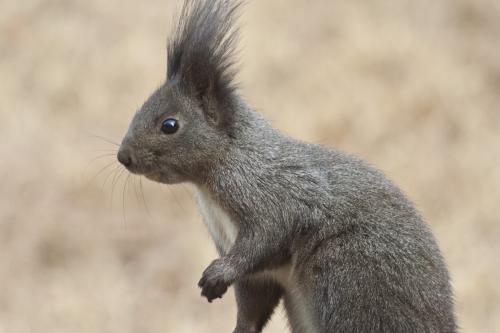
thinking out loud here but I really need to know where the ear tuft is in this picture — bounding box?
[167,0,243,128]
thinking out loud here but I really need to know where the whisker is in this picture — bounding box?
[102,164,122,191]
[181,184,192,200]
[110,167,126,209]
[148,159,188,215]
[139,177,153,220]
[86,133,120,147]
[87,148,119,153]
[122,173,131,226]
[85,160,118,188]
[170,186,188,214]
[82,153,117,179]
[155,182,188,215]
[132,176,141,209]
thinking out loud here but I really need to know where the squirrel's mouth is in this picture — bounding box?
[120,164,143,175]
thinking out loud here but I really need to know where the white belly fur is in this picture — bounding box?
[195,186,238,254]
[194,186,317,333]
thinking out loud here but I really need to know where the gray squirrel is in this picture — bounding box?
[117,0,456,332]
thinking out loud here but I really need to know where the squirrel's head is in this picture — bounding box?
[118,0,241,184]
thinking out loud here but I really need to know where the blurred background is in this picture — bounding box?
[1,0,499,332]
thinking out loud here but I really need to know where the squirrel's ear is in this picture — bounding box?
[166,0,241,128]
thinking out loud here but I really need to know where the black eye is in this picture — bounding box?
[161,118,179,134]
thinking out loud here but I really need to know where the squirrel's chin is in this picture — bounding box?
[145,173,162,182]
[145,172,184,185]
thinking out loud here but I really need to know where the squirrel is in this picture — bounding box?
[117,0,456,332]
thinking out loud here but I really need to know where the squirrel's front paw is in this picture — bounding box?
[198,259,235,302]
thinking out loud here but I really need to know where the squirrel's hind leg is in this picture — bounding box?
[232,278,283,333]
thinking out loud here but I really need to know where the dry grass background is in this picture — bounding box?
[1,0,499,332]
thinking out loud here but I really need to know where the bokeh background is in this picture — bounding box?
[1,0,499,332]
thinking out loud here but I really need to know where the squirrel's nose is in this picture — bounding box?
[117,149,133,167]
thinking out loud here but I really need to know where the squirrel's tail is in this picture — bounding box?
[167,0,242,120]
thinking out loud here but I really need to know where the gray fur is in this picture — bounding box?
[117,1,456,332]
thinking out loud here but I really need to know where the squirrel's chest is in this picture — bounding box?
[195,187,238,254]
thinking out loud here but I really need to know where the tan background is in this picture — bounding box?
[1,0,499,332]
